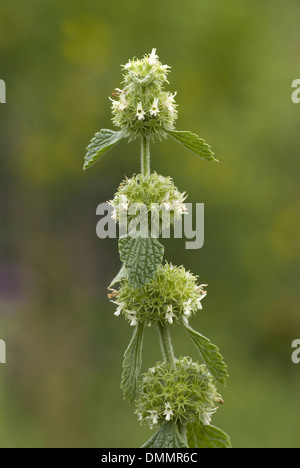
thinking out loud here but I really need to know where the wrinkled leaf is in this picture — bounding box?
[182,321,228,385]
[119,235,164,289]
[187,423,232,449]
[83,129,124,170]
[167,130,218,162]
[109,264,127,288]
[141,422,188,448]
[121,322,145,403]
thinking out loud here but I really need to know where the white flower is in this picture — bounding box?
[165,305,175,324]
[183,299,193,318]
[173,200,187,219]
[111,208,118,221]
[111,300,126,317]
[136,102,145,121]
[196,285,208,310]
[150,98,160,116]
[127,310,138,326]
[148,410,159,426]
[137,412,143,422]
[118,93,128,111]
[163,92,177,114]
[148,48,159,66]
[163,402,174,421]
[109,93,128,112]
[149,367,156,374]
[119,194,129,211]
[202,409,217,426]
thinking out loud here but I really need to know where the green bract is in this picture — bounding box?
[110,263,207,326]
[108,172,187,230]
[136,357,221,429]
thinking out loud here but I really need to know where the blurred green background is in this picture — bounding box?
[0,0,300,448]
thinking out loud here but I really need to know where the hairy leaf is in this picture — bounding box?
[167,130,218,162]
[119,235,164,289]
[109,264,127,288]
[83,129,124,170]
[182,321,228,385]
[121,322,145,403]
[187,423,232,449]
[141,422,188,448]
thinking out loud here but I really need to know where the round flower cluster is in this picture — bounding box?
[110,49,178,140]
[135,357,221,429]
[110,263,207,327]
[108,173,187,233]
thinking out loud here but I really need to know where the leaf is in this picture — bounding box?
[167,130,218,162]
[118,235,164,289]
[83,129,124,170]
[182,321,228,386]
[141,422,188,448]
[187,423,232,449]
[109,264,127,288]
[121,322,145,403]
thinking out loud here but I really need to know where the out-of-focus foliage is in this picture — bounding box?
[0,0,299,448]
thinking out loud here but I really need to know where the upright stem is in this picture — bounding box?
[141,136,151,176]
[158,323,176,366]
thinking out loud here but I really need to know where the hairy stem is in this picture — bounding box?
[141,136,151,176]
[158,323,176,366]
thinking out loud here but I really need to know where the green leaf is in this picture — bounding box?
[118,235,164,289]
[83,129,124,170]
[109,264,127,288]
[141,422,188,448]
[187,423,232,448]
[182,321,228,385]
[167,130,218,162]
[121,322,145,403]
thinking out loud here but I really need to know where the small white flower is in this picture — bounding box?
[163,92,177,114]
[196,285,208,310]
[183,299,193,318]
[202,409,217,426]
[111,208,118,221]
[109,94,128,112]
[118,93,128,111]
[150,98,160,117]
[148,48,159,66]
[148,410,159,426]
[163,402,174,422]
[149,367,156,374]
[111,300,126,317]
[162,196,172,211]
[136,102,145,121]
[119,194,129,211]
[137,412,143,422]
[165,305,175,324]
[127,310,138,326]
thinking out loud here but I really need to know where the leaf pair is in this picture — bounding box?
[121,319,228,406]
[141,421,231,448]
[83,129,217,171]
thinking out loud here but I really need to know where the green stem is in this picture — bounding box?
[141,136,150,176]
[158,323,176,366]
